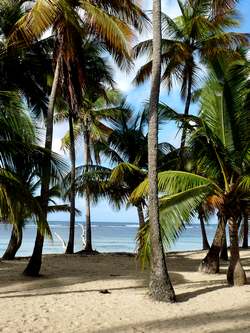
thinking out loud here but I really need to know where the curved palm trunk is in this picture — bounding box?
[148,0,175,303]
[83,130,93,252]
[198,211,210,250]
[227,217,246,286]
[2,224,23,260]
[23,56,61,276]
[65,113,76,254]
[242,212,248,249]
[199,215,226,274]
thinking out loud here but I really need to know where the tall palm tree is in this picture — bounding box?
[132,59,250,286]
[147,0,176,302]
[54,35,116,254]
[57,89,122,253]
[134,0,248,157]
[11,0,147,275]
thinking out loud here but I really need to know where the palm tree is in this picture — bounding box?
[2,184,72,260]
[147,0,176,302]
[54,35,116,254]
[104,110,149,230]
[57,89,122,253]
[132,59,250,286]
[11,0,147,276]
[133,0,248,157]
[101,108,176,230]
[0,92,68,260]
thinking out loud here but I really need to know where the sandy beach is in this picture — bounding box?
[0,250,250,333]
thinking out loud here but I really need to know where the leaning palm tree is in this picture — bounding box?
[11,0,148,275]
[133,0,248,158]
[132,59,250,286]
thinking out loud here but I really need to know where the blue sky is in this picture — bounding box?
[49,0,250,223]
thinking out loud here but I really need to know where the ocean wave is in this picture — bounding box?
[125,224,138,228]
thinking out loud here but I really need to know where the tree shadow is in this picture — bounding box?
[177,284,229,302]
[95,305,250,333]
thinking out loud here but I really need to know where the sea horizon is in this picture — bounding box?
[0,220,233,258]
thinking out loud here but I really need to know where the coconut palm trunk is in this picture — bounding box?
[65,113,76,254]
[220,230,228,260]
[242,212,249,249]
[137,203,145,229]
[148,0,175,303]
[2,224,23,260]
[227,217,246,286]
[180,73,193,153]
[199,214,226,274]
[83,129,93,252]
[23,56,61,276]
[198,210,210,250]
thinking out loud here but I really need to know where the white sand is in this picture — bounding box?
[0,250,250,333]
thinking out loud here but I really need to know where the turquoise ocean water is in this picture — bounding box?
[0,221,247,257]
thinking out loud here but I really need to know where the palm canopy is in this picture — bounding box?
[99,107,176,168]
[56,89,125,164]
[133,0,248,100]
[0,91,68,233]
[10,0,148,69]
[95,108,176,215]
[0,0,53,116]
[131,59,250,273]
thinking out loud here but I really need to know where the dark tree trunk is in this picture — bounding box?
[179,71,193,169]
[23,230,44,276]
[2,224,23,260]
[83,130,93,253]
[220,229,228,261]
[198,211,210,250]
[137,203,145,252]
[227,217,246,286]
[180,76,192,151]
[137,203,145,229]
[199,215,226,273]
[65,113,76,254]
[242,212,249,249]
[23,55,61,276]
[84,191,93,252]
[148,0,175,303]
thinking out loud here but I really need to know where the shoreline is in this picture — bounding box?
[1,249,250,332]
